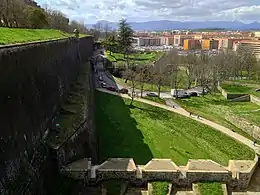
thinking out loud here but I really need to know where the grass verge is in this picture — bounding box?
[198,182,223,195]
[113,76,171,92]
[0,27,87,45]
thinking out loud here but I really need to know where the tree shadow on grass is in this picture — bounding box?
[95,91,153,165]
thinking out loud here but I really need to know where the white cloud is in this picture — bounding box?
[35,0,260,24]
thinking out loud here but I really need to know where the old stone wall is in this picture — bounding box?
[217,85,248,100]
[63,156,258,191]
[0,37,94,193]
[225,113,260,140]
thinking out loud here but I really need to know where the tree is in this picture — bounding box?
[153,53,168,97]
[118,19,134,60]
[184,54,198,88]
[24,6,48,28]
[136,65,152,97]
[123,64,138,106]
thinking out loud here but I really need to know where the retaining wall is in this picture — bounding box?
[0,37,94,193]
[250,95,260,106]
[62,156,258,190]
[217,86,248,100]
[225,113,260,140]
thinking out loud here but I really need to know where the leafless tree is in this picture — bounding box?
[183,54,198,88]
[136,65,152,97]
[123,65,138,106]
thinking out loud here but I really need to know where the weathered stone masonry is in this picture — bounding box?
[0,37,94,194]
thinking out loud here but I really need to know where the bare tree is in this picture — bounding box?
[183,54,198,88]
[123,65,138,106]
[136,65,152,97]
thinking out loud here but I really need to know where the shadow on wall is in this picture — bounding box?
[95,91,153,165]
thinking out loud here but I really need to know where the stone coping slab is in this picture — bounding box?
[98,158,137,171]
[229,160,257,172]
[186,160,228,172]
[143,159,179,171]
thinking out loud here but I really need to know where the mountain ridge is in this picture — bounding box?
[87,20,260,31]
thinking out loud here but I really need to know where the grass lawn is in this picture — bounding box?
[0,27,87,45]
[113,76,171,92]
[176,93,260,142]
[221,82,260,97]
[95,91,254,166]
[143,96,166,104]
[198,182,223,195]
[105,50,163,65]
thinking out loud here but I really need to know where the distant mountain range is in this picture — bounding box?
[87,20,260,31]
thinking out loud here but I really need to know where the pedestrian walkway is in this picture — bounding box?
[97,88,260,153]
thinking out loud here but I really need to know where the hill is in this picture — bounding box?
[88,20,260,31]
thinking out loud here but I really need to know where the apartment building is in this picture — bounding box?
[217,38,234,51]
[132,37,161,46]
[174,35,194,47]
[160,36,175,46]
[236,40,260,59]
[184,39,201,50]
[201,39,219,50]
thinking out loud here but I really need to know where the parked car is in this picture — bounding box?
[119,88,128,94]
[171,89,190,98]
[147,92,158,97]
[100,82,106,88]
[107,86,117,92]
[98,76,103,81]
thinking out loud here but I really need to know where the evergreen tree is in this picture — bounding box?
[118,19,134,59]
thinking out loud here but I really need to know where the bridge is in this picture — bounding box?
[61,155,259,191]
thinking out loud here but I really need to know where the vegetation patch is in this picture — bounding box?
[47,64,90,148]
[176,93,260,142]
[0,28,87,45]
[198,182,223,195]
[152,182,169,195]
[143,96,166,104]
[113,76,171,92]
[104,180,126,195]
[95,91,254,166]
[105,50,163,65]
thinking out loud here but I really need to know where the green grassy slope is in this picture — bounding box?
[95,91,254,166]
[0,28,87,45]
[176,93,260,131]
[105,50,163,65]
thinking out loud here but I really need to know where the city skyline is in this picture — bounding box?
[35,0,260,24]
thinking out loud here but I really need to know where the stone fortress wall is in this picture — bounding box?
[0,37,94,193]
[62,154,259,191]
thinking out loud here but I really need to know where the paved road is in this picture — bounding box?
[97,88,260,153]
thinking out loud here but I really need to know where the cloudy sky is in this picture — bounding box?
[35,0,260,24]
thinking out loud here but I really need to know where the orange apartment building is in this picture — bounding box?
[184,39,201,50]
[201,39,219,50]
[174,34,194,47]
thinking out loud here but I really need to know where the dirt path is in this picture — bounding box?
[97,88,260,153]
